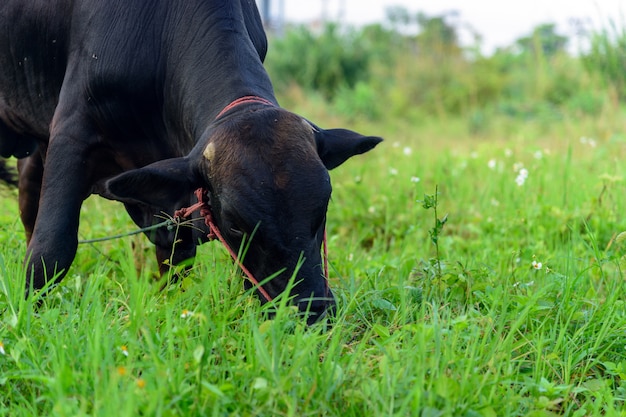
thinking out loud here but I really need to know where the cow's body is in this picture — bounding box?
[0,0,381,323]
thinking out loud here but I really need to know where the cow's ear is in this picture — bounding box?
[314,128,383,170]
[104,157,199,208]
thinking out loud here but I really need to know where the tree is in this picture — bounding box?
[384,8,462,58]
[415,11,461,55]
[515,23,568,57]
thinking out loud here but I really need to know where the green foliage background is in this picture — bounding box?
[266,13,624,128]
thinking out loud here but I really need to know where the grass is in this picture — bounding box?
[2,107,626,416]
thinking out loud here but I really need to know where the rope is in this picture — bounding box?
[78,218,174,244]
[214,95,274,119]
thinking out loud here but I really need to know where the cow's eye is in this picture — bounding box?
[229,227,244,237]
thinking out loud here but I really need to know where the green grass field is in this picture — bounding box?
[1,107,626,416]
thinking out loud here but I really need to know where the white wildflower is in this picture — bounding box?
[181,309,194,319]
[515,168,529,186]
[580,137,597,147]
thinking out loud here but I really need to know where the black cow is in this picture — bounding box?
[0,0,382,323]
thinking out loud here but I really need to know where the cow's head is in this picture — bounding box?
[105,107,382,324]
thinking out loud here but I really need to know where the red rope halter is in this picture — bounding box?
[174,188,330,303]
[174,188,274,301]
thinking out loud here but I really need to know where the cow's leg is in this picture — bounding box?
[24,121,95,294]
[17,152,44,244]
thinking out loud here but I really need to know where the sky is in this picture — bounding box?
[262,0,625,54]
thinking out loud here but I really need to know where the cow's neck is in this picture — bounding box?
[165,4,277,141]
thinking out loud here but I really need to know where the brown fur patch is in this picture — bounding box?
[274,170,289,189]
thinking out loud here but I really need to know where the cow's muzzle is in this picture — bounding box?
[299,289,336,326]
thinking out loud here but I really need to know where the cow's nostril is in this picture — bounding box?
[301,296,336,326]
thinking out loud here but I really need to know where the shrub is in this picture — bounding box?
[266,23,377,99]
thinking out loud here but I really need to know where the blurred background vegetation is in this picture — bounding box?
[263,7,626,135]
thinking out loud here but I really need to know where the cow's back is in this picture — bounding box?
[0,0,72,139]
[0,0,270,153]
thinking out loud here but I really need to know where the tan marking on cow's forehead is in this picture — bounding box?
[203,142,216,161]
